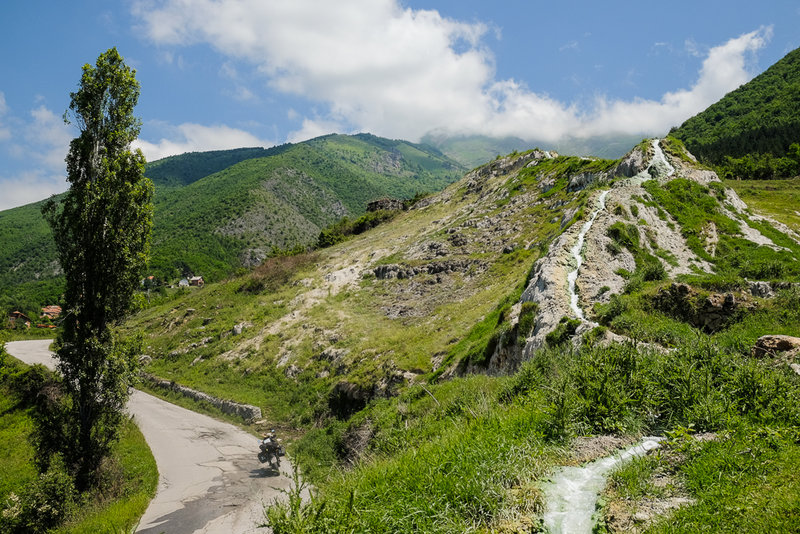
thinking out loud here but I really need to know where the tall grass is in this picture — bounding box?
[266,337,800,532]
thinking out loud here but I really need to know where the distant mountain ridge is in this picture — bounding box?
[422,133,647,169]
[0,133,465,311]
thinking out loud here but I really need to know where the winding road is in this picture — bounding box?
[6,339,293,534]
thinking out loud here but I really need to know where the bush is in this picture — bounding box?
[316,209,400,249]
[545,317,581,347]
[238,252,319,294]
[0,456,76,533]
[641,258,667,282]
[516,302,539,344]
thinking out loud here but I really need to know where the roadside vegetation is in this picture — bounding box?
[265,338,800,532]
[0,342,158,533]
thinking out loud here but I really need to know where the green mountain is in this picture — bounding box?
[145,146,288,187]
[0,133,464,310]
[121,138,800,531]
[671,47,800,178]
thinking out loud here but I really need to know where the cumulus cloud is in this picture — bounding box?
[0,103,73,210]
[0,170,68,210]
[24,106,73,170]
[580,27,770,137]
[132,1,770,144]
[133,122,272,160]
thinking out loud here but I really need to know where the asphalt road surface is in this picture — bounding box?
[6,339,293,533]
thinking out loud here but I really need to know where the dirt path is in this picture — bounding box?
[6,339,291,534]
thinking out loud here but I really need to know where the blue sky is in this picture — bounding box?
[1,0,798,210]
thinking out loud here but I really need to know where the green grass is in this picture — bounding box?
[57,419,158,533]
[265,336,800,533]
[725,177,800,232]
[611,425,800,533]
[0,381,37,500]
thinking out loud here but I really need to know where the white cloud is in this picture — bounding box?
[0,92,10,141]
[580,27,771,136]
[0,103,72,210]
[0,171,68,211]
[25,106,73,170]
[133,122,272,160]
[288,118,345,143]
[684,38,702,58]
[132,1,771,144]
[559,40,579,52]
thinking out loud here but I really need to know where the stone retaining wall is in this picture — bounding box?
[143,373,262,422]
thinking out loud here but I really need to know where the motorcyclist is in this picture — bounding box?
[260,429,279,452]
[258,429,282,468]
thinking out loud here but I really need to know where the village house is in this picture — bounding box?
[41,305,62,320]
[8,311,31,329]
[189,276,205,287]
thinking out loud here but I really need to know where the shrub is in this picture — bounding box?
[0,456,76,533]
[516,302,539,344]
[238,251,319,294]
[641,258,667,282]
[545,317,581,347]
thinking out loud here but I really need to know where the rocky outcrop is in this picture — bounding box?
[463,150,550,195]
[613,146,647,177]
[367,197,404,212]
[748,281,774,298]
[373,259,485,280]
[653,283,756,333]
[143,374,263,422]
[568,172,607,192]
[751,335,800,359]
[328,366,417,418]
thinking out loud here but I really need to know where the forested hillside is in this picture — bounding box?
[0,133,464,310]
[671,46,800,179]
[145,146,289,187]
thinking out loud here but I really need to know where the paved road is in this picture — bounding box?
[6,339,293,534]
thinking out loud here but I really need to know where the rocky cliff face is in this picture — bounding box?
[485,139,795,373]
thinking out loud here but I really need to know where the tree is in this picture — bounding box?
[41,48,153,489]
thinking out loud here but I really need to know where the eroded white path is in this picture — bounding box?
[6,339,291,534]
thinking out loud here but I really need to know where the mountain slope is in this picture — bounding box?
[144,146,289,188]
[122,138,800,531]
[0,133,464,307]
[671,46,800,176]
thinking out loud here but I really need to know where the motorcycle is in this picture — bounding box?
[257,433,283,469]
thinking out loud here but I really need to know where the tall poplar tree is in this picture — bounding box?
[42,48,153,489]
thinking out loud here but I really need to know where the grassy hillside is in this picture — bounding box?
[120,142,800,532]
[0,133,464,308]
[725,177,800,232]
[672,47,800,178]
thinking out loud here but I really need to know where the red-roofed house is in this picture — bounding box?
[41,305,62,320]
